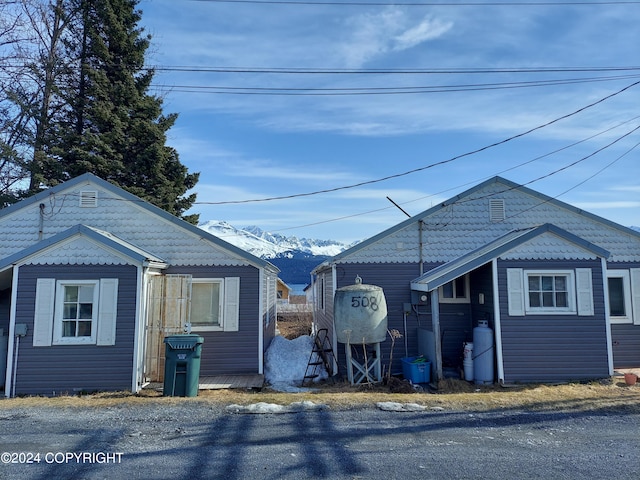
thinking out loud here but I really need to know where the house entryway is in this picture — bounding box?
[144,275,191,382]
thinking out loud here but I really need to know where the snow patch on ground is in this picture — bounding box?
[377,402,428,412]
[225,401,328,414]
[264,335,328,392]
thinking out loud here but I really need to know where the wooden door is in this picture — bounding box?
[144,274,191,382]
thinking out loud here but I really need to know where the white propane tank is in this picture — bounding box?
[473,320,494,385]
[334,276,388,344]
[463,342,474,381]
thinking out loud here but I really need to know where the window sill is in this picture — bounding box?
[190,326,223,332]
[524,310,577,315]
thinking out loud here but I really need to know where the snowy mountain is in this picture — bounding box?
[198,221,356,285]
[198,220,354,259]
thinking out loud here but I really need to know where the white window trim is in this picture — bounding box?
[52,280,99,345]
[189,277,240,332]
[189,278,224,332]
[607,270,633,324]
[439,275,470,304]
[524,270,576,315]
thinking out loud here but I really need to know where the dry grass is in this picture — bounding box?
[276,312,312,339]
[2,377,639,414]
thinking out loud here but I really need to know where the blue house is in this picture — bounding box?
[0,174,279,396]
[312,177,640,384]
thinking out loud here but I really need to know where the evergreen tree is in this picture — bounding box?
[45,0,199,222]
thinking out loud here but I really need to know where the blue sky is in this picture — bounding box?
[139,0,640,243]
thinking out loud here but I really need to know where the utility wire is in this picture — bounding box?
[150,65,640,75]
[193,80,640,205]
[152,74,640,96]
[194,0,640,7]
[264,116,640,232]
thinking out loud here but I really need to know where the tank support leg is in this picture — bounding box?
[345,343,382,385]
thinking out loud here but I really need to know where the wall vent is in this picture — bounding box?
[489,199,505,222]
[80,190,98,208]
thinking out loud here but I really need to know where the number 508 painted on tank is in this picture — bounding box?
[350,295,379,311]
[334,276,388,345]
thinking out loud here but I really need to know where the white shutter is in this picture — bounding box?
[97,278,119,346]
[33,278,56,347]
[576,268,594,316]
[223,277,240,332]
[631,268,640,325]
[507,268,525,316]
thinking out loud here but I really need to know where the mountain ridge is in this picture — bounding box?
[198,220,356,285]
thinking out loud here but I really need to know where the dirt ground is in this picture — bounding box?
[276,312,312,339]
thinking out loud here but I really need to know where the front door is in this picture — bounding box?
[144,274,191,382]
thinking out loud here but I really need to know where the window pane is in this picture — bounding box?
[63,321,76,337]
[542,292,554,307]
[454,277,466,298]
[63,304,77,320]
[554,276,567,291]
[78,285,94,303]
[541,276,553,291]
[555,292,568,308]
[528,276,540,291]
[191,282,221,325]
[608,277,626,316]
[64,286,78,302]
[442,282,454,298]
[529,292,541,307]
[79,303,93,319]
[77,321,92,337]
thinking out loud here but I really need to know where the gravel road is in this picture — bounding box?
[0,401,639,480]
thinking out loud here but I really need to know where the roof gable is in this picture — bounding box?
[326,176,640,265]
[411,224,610,292]
[0,174,278,271]
[0,224,167,272]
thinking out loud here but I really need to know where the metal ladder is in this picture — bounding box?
[301,328,335,387]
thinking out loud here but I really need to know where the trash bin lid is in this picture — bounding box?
[164,334,204,349]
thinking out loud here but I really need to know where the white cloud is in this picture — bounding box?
[574,201,640,210]
[340,9,452,67]
[393,17,453,51]
[223,159,354,183]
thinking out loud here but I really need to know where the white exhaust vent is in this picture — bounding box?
[489,199,505,222]
[80,190,98,208]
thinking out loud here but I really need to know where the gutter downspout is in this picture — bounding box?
[132,265,146,393]
[331,264,338,375]
[419,220,424,276]
[601,257,614,376]
[492,259,505,384]
[431,289,443,381]
[258,269,265,375]
[5,267,19,398]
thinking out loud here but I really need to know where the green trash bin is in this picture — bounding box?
[163,334,204,397]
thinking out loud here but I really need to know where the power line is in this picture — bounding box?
[150,65,640,75]
[194,0,640,6]
[250,115,640,234]
[151,73,640,96]
[192,80,640,205]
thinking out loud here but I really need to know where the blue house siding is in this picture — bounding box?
[608,262,640,368]
[0,289,10,334]
[314,268,335,335]
[165,265,262,375]
[332,263,426,377]
[497,259,609,383]
[263,274,277,353]
[14,264,138,395]
[611,323,640,367]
